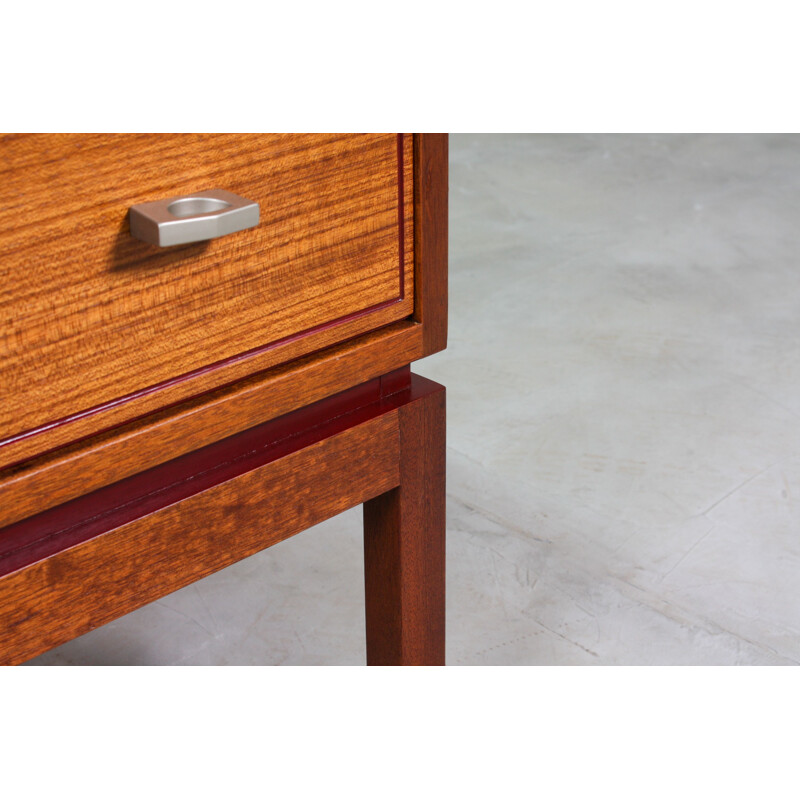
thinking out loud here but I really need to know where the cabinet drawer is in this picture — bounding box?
[0,134,414,459]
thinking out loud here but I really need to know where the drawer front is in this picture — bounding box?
[0,134,414,456]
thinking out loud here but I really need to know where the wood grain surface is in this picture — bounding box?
[0,131,448,666]
[0,133,414,454]
[0,321,423,529]
[0,400,403,665]
[364,376,446,665]
[414,133,449,356]
[0,136,449,520]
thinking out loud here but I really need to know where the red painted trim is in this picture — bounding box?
[379,365,411,398]
[0,371,438,579]
[0,135,410,454]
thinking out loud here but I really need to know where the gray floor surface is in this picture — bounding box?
[30,134,800,665]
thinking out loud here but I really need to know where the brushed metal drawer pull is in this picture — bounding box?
[129,189,259,247]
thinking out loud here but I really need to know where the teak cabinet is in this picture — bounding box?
[0,133,448,665]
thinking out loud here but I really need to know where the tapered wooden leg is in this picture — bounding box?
[363,379,446,665]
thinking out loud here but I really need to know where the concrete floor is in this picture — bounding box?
[30,134,800,665]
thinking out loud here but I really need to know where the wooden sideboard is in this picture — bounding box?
[0,133,448,665]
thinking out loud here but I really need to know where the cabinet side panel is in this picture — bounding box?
[413,133,449,355]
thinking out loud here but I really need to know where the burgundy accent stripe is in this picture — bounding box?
[0,136,409,454]
[0,369,428,579]
[380,365,411,397]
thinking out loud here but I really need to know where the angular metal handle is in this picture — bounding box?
[129,189,259,247]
